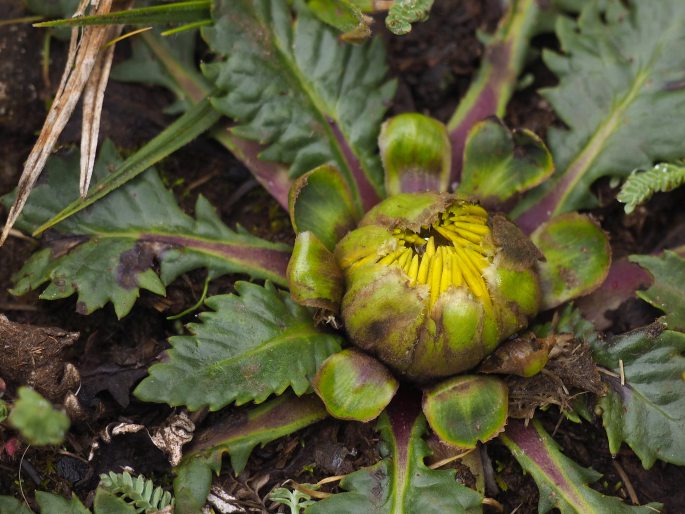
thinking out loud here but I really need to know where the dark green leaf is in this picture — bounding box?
[307,394,482,513]
[514,0,685,231]
[592,324,685,469]
[173,459,212,514]
[5,141,290,317]
[203,0,395,211]
[111,30,211,114]
[9,388,69,446]
[33,97,221,236]
[630,251,685,331]
[35,492,90,514]
[501,420,662,513]
[135,282,343,410]
[0,496,34,514]
[93,490,137,514]
[185,393,328,474]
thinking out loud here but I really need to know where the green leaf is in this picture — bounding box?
[36,493,90,514]
[33,96,221,236]
[0,496,34,514]
[630,251,685,331]
[9,388,69,446]
[34,0,210,27]
[313,348,399,422]
[92,490,136,514]
[111,30,211,114]
[289,164,360,250]
[501,420,662,514]
[307,397,482,513]
[531,213,611,310]
[288,231,344,313]
[96,471,173,513]
[422,375,508,449]
[202,0,395,212]
[185,393,328,475]
[618,162,685,214]
[385,0,434,35]
[514,0,685,231]
[5,141,290,317]
[173,459,212,514]
[135,282,343,410]
[458,118,553,206]
[592,324,685,469]
[380,113,451,196]
[448,0,548,180]
[306,0,372,42]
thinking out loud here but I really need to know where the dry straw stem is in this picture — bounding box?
[1,0,122,246]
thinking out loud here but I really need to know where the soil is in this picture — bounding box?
[1,1,684,513]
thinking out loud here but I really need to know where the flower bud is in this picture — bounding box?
[335,192,541,381]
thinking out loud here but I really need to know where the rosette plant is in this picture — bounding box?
[285,112,610,449]
[12,0,685,512]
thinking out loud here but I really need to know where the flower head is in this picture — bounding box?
[336,192,541,381]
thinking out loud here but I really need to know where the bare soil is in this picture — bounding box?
[1,1,684,512]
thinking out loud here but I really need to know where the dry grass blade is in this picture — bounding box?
[0,0,116,246]
[80,23,122,197]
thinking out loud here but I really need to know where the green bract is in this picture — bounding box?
[336,192,541,381]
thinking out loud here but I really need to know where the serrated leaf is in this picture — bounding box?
[111,30,211,114]
[385,0,434,35]
[630,251,685,331]
[4,141,290,317]
[33,96,221,236]
[35,492,90,514]
[592,324,685,469]
[514,0,685,231]
[501,420,662,513]
[202,0,395,212]
[618,162,685,214]
[9,388,70,446]
[307,393,483,514]
[135,282,343,410]
[185,393,328,474]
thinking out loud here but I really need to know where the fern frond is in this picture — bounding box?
[98,471,174,513]
[617,163,685,213]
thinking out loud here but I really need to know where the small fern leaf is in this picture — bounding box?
[386,0,435,35]
[97,471,175,513]
[617,163,685,213]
